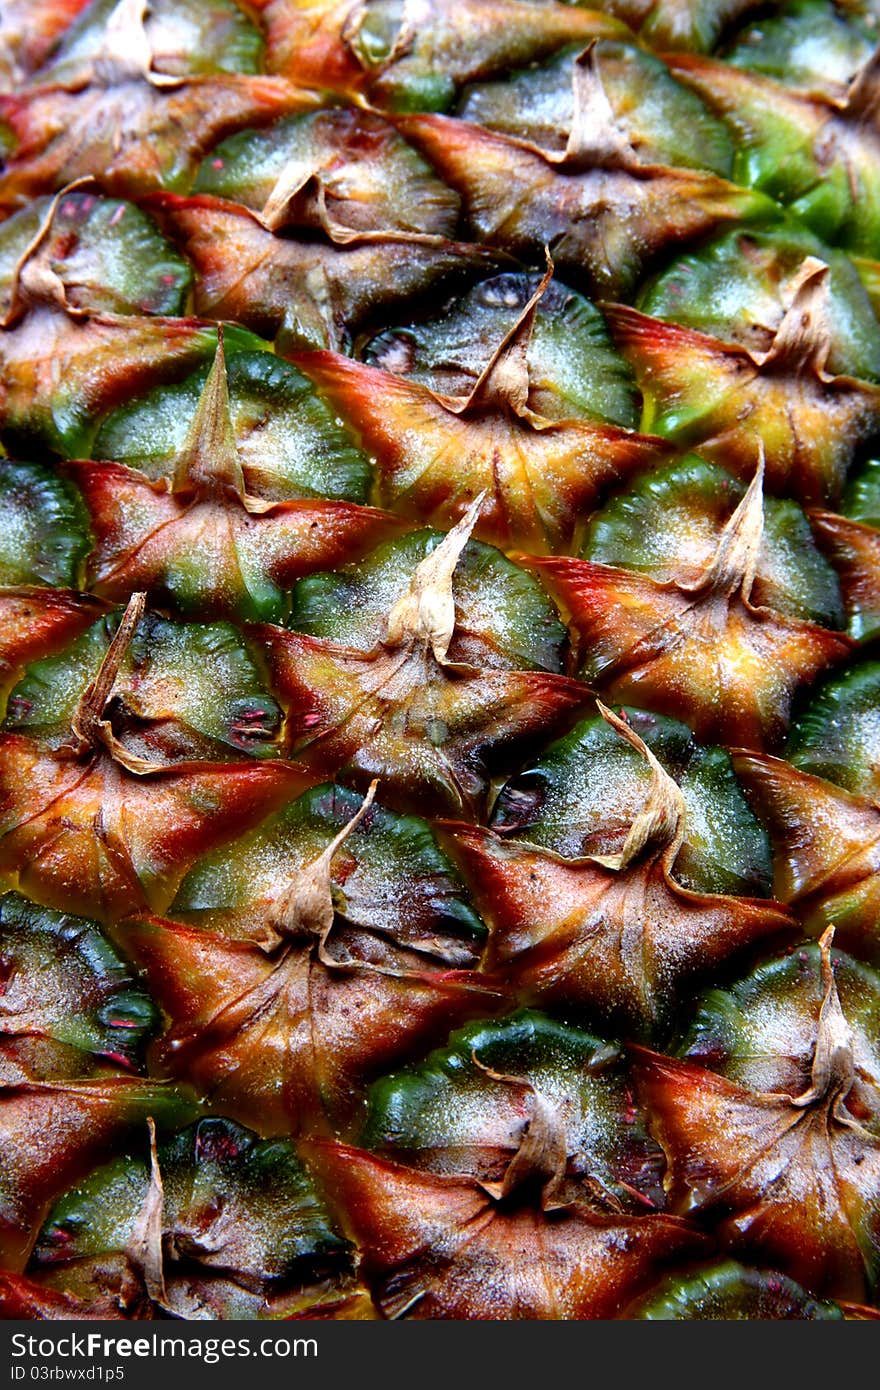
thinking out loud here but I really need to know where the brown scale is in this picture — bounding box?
[0,183,233,454]
[248,0,626,103]
[0,591,310,922]
[394,46,767,299]
[605,259,880,506]
[0,0,312,206]
[734,749,880,966]
[293,259,665,553]
[636,930,880,1302]
[447,702,795,1037]
[256,496,591,816]
[527,457,853,751]
[68,332,404,620]
[303,1065,707,1319]
[116,781,503,1135]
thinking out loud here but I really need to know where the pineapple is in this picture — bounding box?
[1,0,880,1321]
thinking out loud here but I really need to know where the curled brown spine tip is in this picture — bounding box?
[91,0,183,88]
[341,0,418,75]
[124,1117,168,1310]
[449,253,554,419]
[792,927,857,1113]
[695,448,765,601]
[591,699,686,871]
[1,179,98,327]
[750,258,834,379]
[384,494,486,663]
[843,44,880,122]
[258,155,452,248]
[265,779,379,959]
[69,591,158,773]
[549,42,637,172]
[470,1053,570,1211]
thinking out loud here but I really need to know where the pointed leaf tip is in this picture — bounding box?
[558,42,636,171]
[125,1116,168,1309]
[384,495,486,662]
[266,779,378,956]
[258,164,313,235]
[592,701,686,869]
[793,926,856,1112]
[71,592,153,770]
[172,329,247,501]
[454,256,554,418]
[844,44,880,120]
[697,449,765,600]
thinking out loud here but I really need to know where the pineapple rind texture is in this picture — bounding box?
[1,0,880,1321]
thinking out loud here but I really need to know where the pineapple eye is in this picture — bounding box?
[3,0,880,1325]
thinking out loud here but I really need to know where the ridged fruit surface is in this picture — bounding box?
[1,0,880,1321]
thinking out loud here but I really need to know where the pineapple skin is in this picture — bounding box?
[0,0,879,1321]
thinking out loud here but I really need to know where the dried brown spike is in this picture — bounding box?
[266,780,378,957]
[591,701,686,871]
[791,929,856,1116]
[384,494,485,663]
[124,1118,168,1309]
[69,592,162,775]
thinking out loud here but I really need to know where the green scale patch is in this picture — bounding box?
[289,526,569,673]
[195,108,460,238]
[628,1260,846,1319]
[28,1117,353,1319]
[172,780,486,955]
[37,0,264,84]
[723,0,876,96]
[582,455,845,629]
[0,892,157,1082]
[490,705,773,898]
[788,661,880,800]
[93,350,373,503]
[640,223,880,383]
[457,39,734,176]
[363,271,639,428]
[0,460,92,589]
[362,1010,666,1209]
[0,191,192,321]
[4,608,283,762]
